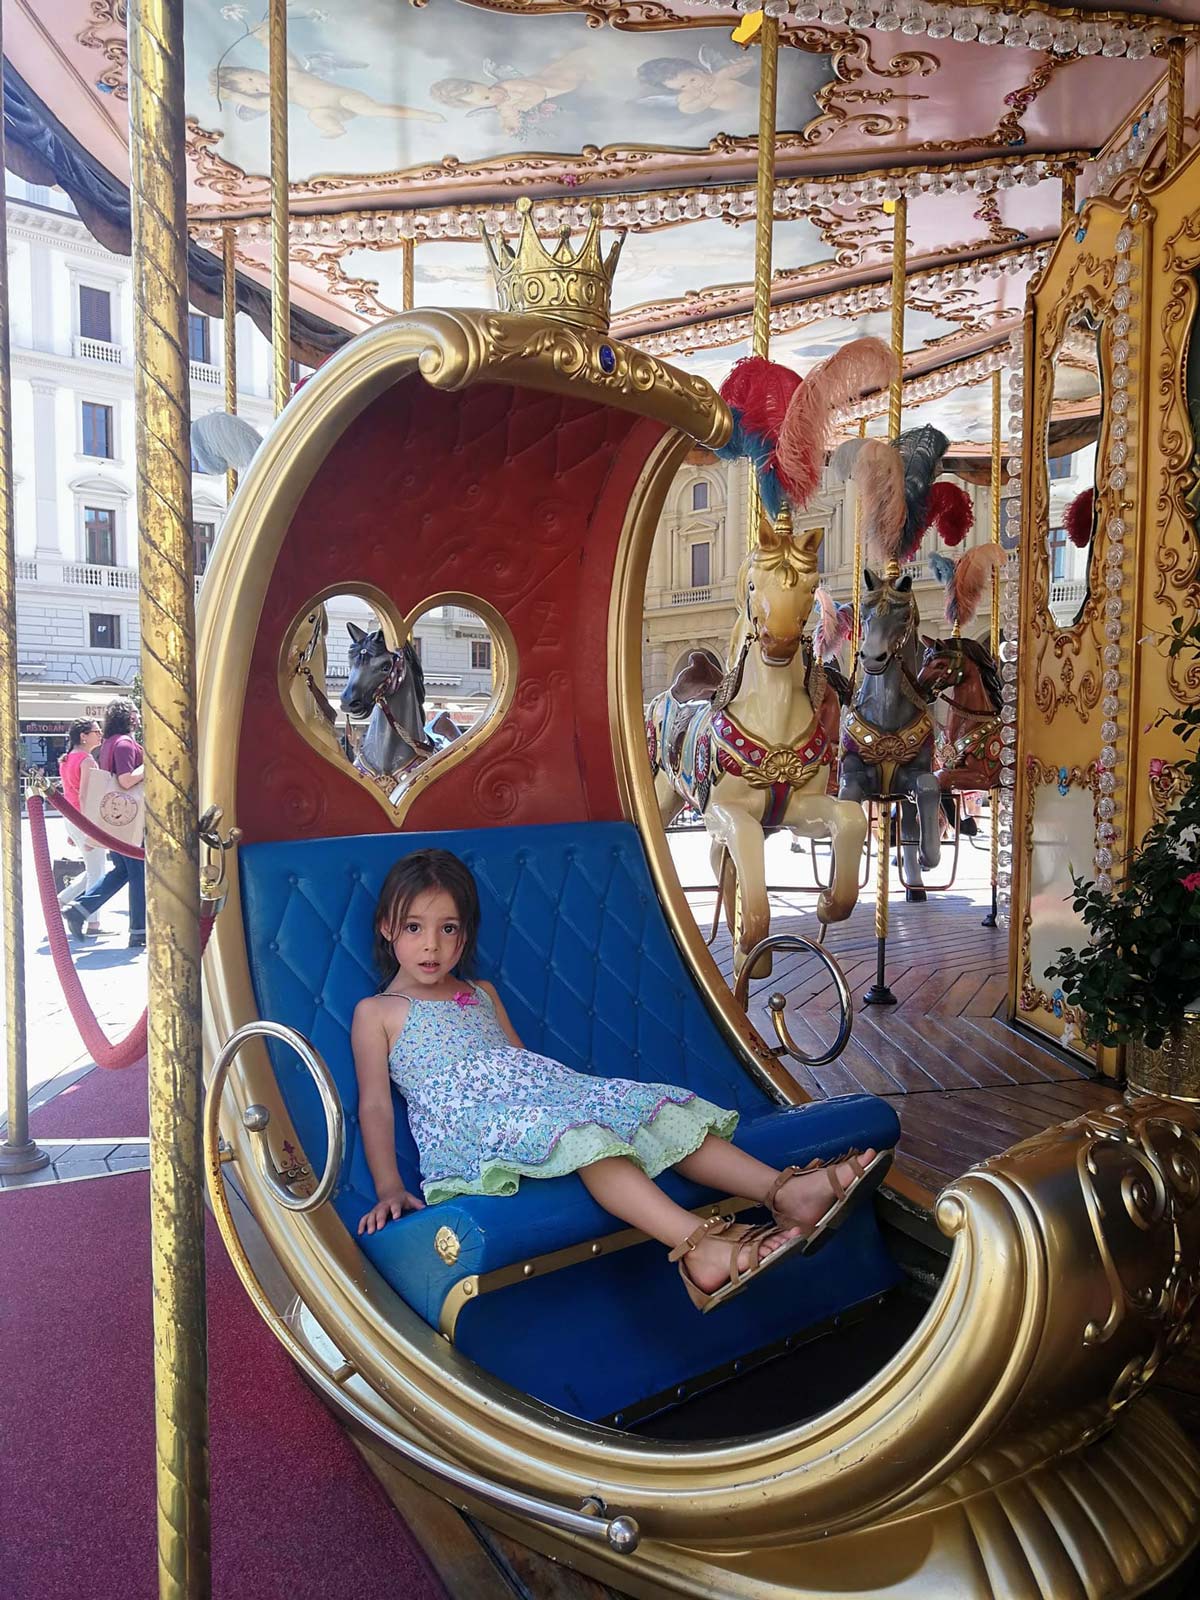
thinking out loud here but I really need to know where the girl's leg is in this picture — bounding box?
[675,1135,880,1235]
[578,1155,798,1296]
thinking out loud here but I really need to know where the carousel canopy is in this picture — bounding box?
[5,1,1194,449]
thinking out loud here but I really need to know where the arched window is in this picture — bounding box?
[691,480,710,511]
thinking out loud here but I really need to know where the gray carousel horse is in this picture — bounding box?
[839,569,941,894]
[339,624,435,783]
[832,427,974,897]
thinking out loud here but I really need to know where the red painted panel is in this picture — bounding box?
[236,377,666,843]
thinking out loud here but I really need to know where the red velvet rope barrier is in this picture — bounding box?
[42,784,145,860]
[26,792,214,1071]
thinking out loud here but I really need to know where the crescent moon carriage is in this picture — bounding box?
[4,4,1200,1597]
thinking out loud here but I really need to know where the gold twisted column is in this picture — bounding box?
[222,227,238,501]
[402,238,415,313]
[1060,162,1077,234]
[865,198,906,1007]
[1167,38,1186,172]
[747,13,778,550]
[0,8,48,1176]
[269,0,291,416]
[129,1,209,1593]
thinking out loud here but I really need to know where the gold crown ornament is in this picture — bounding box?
[480,197,626,333]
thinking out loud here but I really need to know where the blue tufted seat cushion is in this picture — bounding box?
[240,821,901,1421]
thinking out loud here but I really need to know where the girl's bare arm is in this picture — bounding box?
[351,997,424,1232]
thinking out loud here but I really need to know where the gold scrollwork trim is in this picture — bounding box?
[438,1198,757,1342]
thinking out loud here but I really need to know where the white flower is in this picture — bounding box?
[1179,824,1200,849]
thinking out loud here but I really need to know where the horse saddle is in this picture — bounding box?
[669,651,724,705]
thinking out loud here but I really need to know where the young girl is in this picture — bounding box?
[352,849,887,1311]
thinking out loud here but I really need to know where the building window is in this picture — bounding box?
[410,636,422,660]
[82,402,114,459]
[1049,525,1069,581]
[89,613,121,650]
[471,639,492,671]
[79,286,112,344]
[289,357,312,386]
[188,313,211,365]
[690,541,711,589]
[1049,454,1073,482]
[84,506,117,567]
[193,520,216,576]
[691,480,709,511]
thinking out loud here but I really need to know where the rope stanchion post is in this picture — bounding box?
[129,0,211,1591]
[0,12,49,1175]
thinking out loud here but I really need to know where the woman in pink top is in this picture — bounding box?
[57,719,105,928]
[64,698,146,948]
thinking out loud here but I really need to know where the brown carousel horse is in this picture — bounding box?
[917,633,1003,795]
[647,512,867,977]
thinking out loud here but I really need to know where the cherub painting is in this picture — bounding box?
[213,18,442,138]
[430,46,589,139]
[636,46,756,117]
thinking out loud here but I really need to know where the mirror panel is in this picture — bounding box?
[1044,307,1102,632]
[1018,760,1099,1043]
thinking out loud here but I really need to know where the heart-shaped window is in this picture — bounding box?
[279,583,514,826]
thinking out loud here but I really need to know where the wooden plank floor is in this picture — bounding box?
[675,827,1119,1204]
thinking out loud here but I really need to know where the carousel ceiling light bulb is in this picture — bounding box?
[925,12,953,38]
[876,5,903,30]
[1126,35,1150,61]
[978,21,1005,46]
[849,2,875,27]
[902,6,927,35]
[1101,30,1126,57]
[1095,875,1114,894]
[794,0,821,17]
[1052,26,1078,55]
[952,12,978,42]
[1026,18,1053,51]
[821,2,851,23]
[1098,771,1117,795]
[1004,20,1030,47]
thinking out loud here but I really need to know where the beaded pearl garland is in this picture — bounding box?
[726,0,1174,62]
[1091,209,1139,896]
[994,330,1022,928]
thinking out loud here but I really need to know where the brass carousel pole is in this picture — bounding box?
[1167,38,1186,173]
[222,227,238,501]
[982,368,1003,929]
[402,239,415,313]
[269,0,291,416]
[0,6,49,1177]
[747,12,779,550]
[1060,162,1077,235]
[863,197,906,1008]
[851,416,867,643]
[129,0,209,1593]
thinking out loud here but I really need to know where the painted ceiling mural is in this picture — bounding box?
[8,0,1194,442]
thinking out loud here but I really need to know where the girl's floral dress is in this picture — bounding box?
[387,984,738,1205]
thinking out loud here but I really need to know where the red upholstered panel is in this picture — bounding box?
[236,377,666,843]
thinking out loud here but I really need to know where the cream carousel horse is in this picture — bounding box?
[647,511,868,976]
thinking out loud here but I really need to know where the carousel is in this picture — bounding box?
[4,4,1200,1599]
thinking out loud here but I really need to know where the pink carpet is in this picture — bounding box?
[29,1057,149,1139]
[0,1172,447,1600]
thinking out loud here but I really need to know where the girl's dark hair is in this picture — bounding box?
[373,848,481,986]
[102,697,139,739]
[67,718,100,749]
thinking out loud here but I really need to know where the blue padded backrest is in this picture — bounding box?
[239,822,775,1235]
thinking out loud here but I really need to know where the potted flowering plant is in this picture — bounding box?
[1046,617,1200,1095]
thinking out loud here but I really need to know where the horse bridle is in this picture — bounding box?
[370,647,434,753]
[852,589,929,711]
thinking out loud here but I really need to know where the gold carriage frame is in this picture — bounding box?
[195,305,1200,1600]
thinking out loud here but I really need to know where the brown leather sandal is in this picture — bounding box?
[668,1214,805,1314]
[764,1148,894,1257]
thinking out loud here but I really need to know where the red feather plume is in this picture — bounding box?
[1065,486,1095,548]
[719,356,802,441]
[922,480,974,547]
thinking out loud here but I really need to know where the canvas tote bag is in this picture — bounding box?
[79,755,145,850]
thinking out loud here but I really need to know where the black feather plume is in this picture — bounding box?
[893,425,950,561]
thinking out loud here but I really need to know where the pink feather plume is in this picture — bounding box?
[843,438,907,562]
[922,480,974,547]
[814,586,852,657]
[947,544,1004,627]
[719,357,802,441]
[775,338,897,512]
[1064,486,1095,548]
